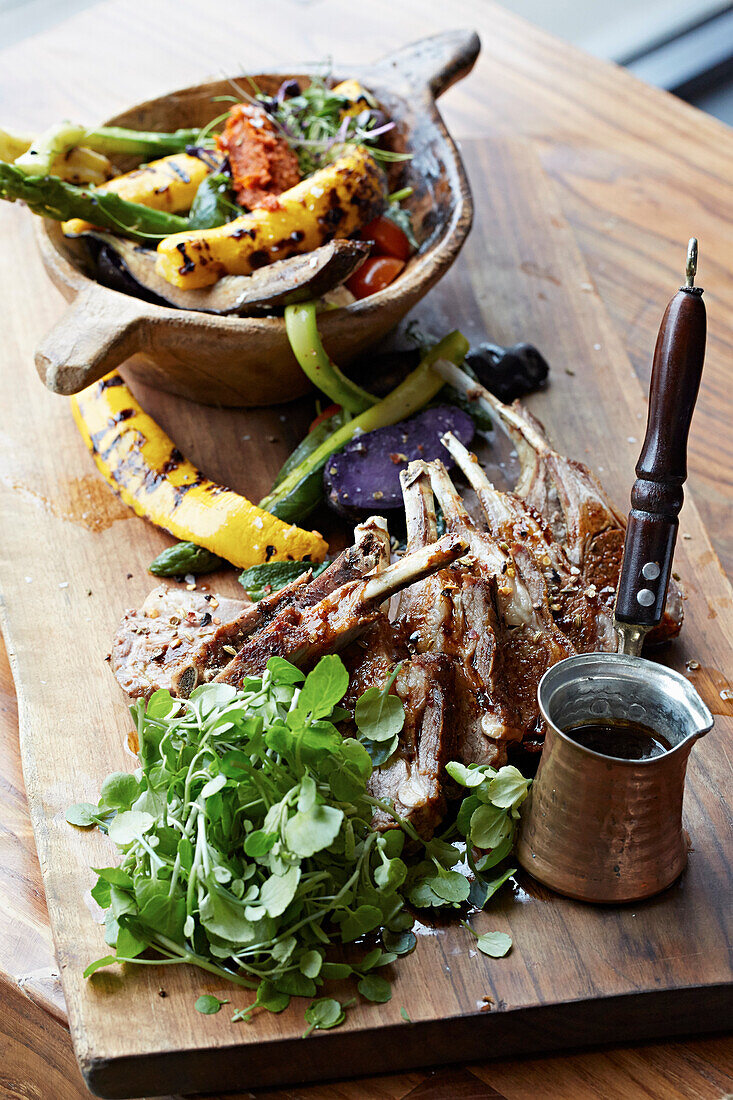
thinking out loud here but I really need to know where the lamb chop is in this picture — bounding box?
[434,360,683,644]
[341,471,461,835]
[396,463,523,765]
[214,533,467,687]
[111,517,391,700]
[440,431,617,653]
[423,459,575,757]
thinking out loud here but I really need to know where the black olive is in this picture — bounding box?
[465,342,550,402]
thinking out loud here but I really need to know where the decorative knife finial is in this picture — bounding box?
[686,237,698,288]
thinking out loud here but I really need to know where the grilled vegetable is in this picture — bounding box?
[239,559,329,601]
[12,121,206,175]
[346,255,404,299]
[0,163,188,243]
[464,342,550,403]
[0,128,114,184]
[332,79,374,115]
[260,331,470,522]
[148,542,224,577]
[285,301,376,413]
[88,234,370,316]
[324,405,475,516]
[63,152,211,235]
[155,144,387,288]
[71,372,328,569]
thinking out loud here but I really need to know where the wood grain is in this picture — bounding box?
[2,130,731,1097]
[0,2,731,1097]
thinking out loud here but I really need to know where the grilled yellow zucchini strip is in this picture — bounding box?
[63,152,210,235]
[332,79,373,116]
[71,373,328,568]
[155,144,386,289]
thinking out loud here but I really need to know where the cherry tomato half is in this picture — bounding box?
[308,402,341,433]
[360,215,411,261]
[346,256,405,300]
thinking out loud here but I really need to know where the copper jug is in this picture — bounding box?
[516,653,713,902]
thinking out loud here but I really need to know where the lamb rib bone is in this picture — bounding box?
[433,360,683,643]
[214,532,468,686]
[440,431,617,653]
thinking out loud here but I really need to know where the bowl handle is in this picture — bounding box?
[35,286,149,395]
[364,29,481,100]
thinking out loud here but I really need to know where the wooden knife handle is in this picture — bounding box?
[615,277,707,627]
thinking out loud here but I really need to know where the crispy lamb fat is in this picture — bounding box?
[111,518,391,701]
[435,361,684,644]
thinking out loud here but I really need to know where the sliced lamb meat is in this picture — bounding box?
[214,534,467,686]
[367,652,457,837]
[397,463,521,766]
[111,518,391,701]
[110,586,250,700]
[342,495,459,837]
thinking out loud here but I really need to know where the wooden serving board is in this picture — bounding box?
[1,138,731,1099]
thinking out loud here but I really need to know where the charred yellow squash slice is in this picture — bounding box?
[155,145,386,288]
[71,373,328,568]
[63,152,210,235]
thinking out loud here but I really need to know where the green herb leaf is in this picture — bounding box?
[476,931,512,958]
[303,997,345,1035]
[357,974,392,1003]
[107,810,154,847]
[320,962,353,981]
[239,560,328,602]
[194,994,229,1014]
[355,682,405,743]
[65,802,102,828]
[83,955,117,978]
[445,761,487,788]
[400,1006,412,1022]
[99,771,140,809]
[259,865,301,918]
[469,803,513,850]
[487,766,531,810]
[296,655,349,719]
[382,930,417,956]
[469,867,516,910]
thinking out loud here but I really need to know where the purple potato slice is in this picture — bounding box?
[324,405,475,515]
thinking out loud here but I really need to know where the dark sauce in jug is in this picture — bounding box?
[565,719,671,760]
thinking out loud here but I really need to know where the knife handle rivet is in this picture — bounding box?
[642,562,661,580]
[637,588,655,607]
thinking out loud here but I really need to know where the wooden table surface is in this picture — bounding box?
[0,2,731,1097]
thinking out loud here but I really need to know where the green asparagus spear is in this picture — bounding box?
[0,162,188,242]
[12,122,210,176]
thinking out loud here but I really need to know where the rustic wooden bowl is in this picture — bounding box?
[34,30,479,407]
